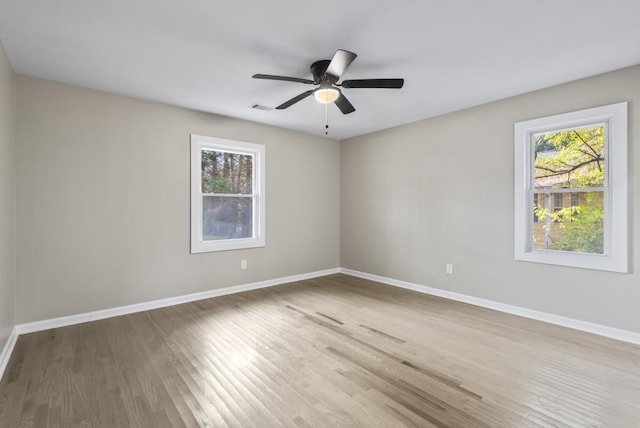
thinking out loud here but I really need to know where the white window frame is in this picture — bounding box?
[514,102,627,273]
[190,134,265,253]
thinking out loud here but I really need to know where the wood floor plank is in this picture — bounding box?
[1,273,639,427]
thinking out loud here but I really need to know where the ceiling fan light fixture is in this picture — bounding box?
[253,49,403,115]
[313,87,340,104]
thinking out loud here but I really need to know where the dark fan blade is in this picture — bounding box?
[252,74,314,85]
[341,78,404,89]
[276,90,315,109]
[334,93,355,114]
[325,49,357,80]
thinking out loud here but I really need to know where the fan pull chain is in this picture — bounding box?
[325,104,329,135]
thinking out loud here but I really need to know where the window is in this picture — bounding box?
[553,193,563,222]
[553,193,563,212]
[570,192,579,208]
[514,102,627,272]
[190,134,265,253]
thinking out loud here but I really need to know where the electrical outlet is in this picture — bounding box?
[446,263,453,275]
[241,260,247,270]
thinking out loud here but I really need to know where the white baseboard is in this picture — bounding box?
[15,268,341,336]
[340,268,640,346]
[0,326,18,381]
[4,265,637,384]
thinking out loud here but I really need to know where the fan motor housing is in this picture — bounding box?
[310,60,334,84]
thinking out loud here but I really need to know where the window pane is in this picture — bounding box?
[201,150,253,194]
[202,196,253,240]
[532,191,603,254]
[533,125,605,189]
[570,192,579,207]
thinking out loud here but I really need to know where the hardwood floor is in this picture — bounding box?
[1,274,639,427]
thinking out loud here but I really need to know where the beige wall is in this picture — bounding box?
[15,76,340,323]
[0,41,15,346]
[341,65,639,333]
[10,65,640,333]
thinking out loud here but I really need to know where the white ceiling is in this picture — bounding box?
[1,1,639,140]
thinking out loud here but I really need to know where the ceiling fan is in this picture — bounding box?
[252,49,404,114]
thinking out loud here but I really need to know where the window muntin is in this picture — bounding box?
[514,102,627,272]
[191,135,265,253]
